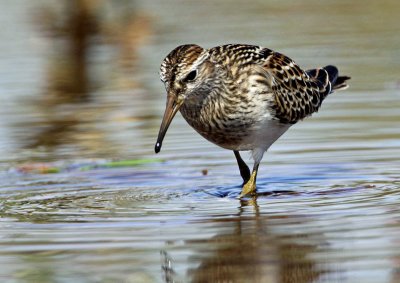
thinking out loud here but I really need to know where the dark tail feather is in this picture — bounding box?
[333,75,351,91]
[323,65,351,91]
[307,65,351,95]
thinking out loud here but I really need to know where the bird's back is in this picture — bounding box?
[170,44,350,150]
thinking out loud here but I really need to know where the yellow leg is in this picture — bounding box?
[238,163,259,198]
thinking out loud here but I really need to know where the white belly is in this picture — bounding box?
[236,119,291,152]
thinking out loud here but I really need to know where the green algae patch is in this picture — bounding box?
[102,158,161,168]
[15,158,162,174]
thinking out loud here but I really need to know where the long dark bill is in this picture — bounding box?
[155,95,183,153]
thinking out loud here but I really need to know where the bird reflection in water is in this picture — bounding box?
[161,198,342,283]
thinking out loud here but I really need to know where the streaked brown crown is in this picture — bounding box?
[160,44,204,84]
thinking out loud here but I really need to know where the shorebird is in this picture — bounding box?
[154,44,350,198]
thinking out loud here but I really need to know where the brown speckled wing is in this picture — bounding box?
[260,49,333,124]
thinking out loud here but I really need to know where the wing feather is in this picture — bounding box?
[258,49,326,124]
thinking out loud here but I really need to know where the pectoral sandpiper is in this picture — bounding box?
[155,44,350,198]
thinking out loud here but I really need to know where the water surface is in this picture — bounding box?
[0,1,400,282]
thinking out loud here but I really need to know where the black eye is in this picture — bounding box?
[184,70,197,82]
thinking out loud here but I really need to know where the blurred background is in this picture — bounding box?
[1,0,399,165]
[0,0,400,282]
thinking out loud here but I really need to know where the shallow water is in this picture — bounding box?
[1,0,400,282]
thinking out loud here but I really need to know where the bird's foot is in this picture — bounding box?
[238,171,257,198]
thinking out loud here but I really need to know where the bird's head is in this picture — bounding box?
[155,44,213,153]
